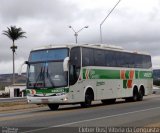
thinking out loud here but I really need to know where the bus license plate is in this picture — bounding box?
[41,99,49,103]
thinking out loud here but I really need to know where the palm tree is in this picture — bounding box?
[3,26,26,84]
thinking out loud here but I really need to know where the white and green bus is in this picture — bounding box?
[26,44,153,110]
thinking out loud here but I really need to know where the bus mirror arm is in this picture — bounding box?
[63,57,69,72]
[18,61,28,75]
[24,61,29,65]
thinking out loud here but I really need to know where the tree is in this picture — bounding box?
[3,26,26,84]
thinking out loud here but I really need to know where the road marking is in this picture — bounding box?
[21,106,160,133]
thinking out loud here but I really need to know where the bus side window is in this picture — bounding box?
[94,49,105,66]
[82,48,94,66]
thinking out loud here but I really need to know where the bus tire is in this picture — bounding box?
[125,87,138,102]
[101,99,116,105]
[137,88,144,101]
[81,89,94,108]
[48,104,59,111]
[132,87,139,102]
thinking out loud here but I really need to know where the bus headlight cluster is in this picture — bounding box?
[63,97,68,101]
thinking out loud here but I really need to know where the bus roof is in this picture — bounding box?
[31,44,150,56]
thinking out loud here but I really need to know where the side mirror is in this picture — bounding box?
[63,57,69,72]
[18,61,28,75]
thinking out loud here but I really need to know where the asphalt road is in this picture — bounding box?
[0,95,160,133]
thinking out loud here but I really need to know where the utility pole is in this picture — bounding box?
[100,0,121,43]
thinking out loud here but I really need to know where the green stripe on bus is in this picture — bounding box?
[135,70,139,79]
[26,87,69,94]
[125,70,130,79]
[83,68,152,80]
[123,80,127,89]
[83,69,120,79]
[138,71,152,79]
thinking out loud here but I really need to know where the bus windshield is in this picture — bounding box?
[29,48,68,62]
[27,48,68,88]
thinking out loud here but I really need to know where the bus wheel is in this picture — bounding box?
[125,88,138,102]
[137,89,144,101]
[131,88,139,102]
[81,93,92,108]
[48,104,59,111]
[101,99,116,105]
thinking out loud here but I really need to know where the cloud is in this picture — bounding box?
[152,56,160,69]
[0,0,78,23]
[0,0,160,74]
[0,58,27,74]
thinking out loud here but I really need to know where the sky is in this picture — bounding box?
[0,0,160,74]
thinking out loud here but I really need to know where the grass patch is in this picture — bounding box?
[0,101,27,107]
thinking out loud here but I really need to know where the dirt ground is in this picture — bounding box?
[0,101,45,112]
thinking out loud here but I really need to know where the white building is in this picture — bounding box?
[5,84,26,98]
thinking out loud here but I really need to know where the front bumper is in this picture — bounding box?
[27,94,69,104]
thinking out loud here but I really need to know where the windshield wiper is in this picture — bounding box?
[34,66,45,88]
[46,67,55,87]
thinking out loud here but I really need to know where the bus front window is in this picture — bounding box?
[45,62,67,87]
[27,62,67,88]
[27,48,68,88]
[28,63,45,88]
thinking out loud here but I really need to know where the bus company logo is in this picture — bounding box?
[30,89,36,95]
[85,69,90,79]
[85,69,97,79]
[121,70,135,89]
[120,70,135,80]
[144,72,152,78]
